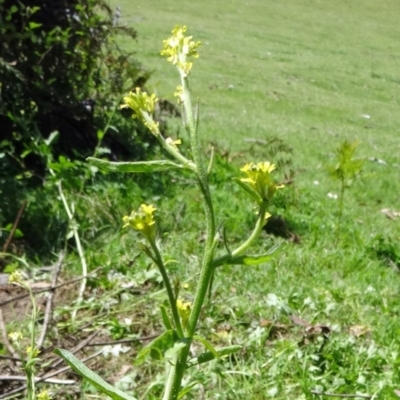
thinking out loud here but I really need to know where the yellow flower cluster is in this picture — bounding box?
[174,85,184,104]
[9,271,24,284]
[8,331,23,342]
[239,162,284,204]
[121,88,160,136]
[176,298,192,328]
[37,390,52,400]
[161,25,201,77]
[26,346,40,357]
[123,204,157,239]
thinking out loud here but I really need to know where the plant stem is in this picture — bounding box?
[336,178,345,242]
[162,74,217,400]
[212,203,268,268]
[149,239,184,338]
[56,179,88,324]
[27,286,37,399]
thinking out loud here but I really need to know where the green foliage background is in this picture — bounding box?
[0,0,157,256]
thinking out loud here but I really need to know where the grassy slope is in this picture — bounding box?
[91,0,400,398]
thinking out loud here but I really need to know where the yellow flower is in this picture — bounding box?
[123,204,157,239]
[239,162,284,204]
[174,85,184,104]
[121,87,158,114]
[37,390,52,400]
[121,88,159,136]
[8,331,23,342]
[144,120,160,136]
[26,346,40,358]
[177,298,192,328]
[161,25,201,77]
[9,271,24,284]
[166,137,182,151]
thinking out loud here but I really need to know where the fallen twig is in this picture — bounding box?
[2,200,27,253]
[0,375,75,384]
[0,308,19,360]
[85,333,159,347]
[0,355,21,362]
[45,330,100,371]
[0,267,102,307]
[311,390,372,399]
[37,252,65,348]
[0,349,103,399]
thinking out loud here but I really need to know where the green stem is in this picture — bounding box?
[161,74,217,400]
[181,74,216,336]
[149,239,184,338]
[27,286,37,399]
[212,202,268,268]
[335,179,345,242]
[157,134,196,171]
[141,112,196,170]
[57,179,88,324]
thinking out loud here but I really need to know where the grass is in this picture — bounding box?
[3,0,400,399]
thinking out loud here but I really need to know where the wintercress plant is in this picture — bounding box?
[55,25,283,400]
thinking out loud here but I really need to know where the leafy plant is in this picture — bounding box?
[0,0,155,255]
[7,271,50,400]
[55,25,284,400]
[328,140,364,235]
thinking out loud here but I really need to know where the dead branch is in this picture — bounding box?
[0,267,102,307]
[0,308,18,360]
[37,252,65,347]
[0,375,75,384]
[2,200,27,254]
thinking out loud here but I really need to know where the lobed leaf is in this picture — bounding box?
[187,345,242,368]
[136,330,179,363]
[87,157,184,173]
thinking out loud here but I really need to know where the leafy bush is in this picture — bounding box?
[0,0,158,255]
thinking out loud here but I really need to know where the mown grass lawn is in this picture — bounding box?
[102,1,400,398]
[4,1,400,399]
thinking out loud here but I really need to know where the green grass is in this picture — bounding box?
[4,0,400,399]
[105,1,400,398]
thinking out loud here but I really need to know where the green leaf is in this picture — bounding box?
[213,244,282,268]
[233,178,262,204]
[54,348,137,400]
[44,131,59,146]
[160,305,173,330]
[97,129,105,140]
[28,21,42,29]
[87,158,184,173]
[187,345,242,368]
[193,335,218,358]
[164,341,186,360]
[178,381,198,399]
[3,224,23,238]
[222,226,232,255]
[136,330,179,363]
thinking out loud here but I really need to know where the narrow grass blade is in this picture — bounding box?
[54,348,137,400]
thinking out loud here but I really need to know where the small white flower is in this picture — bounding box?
[102,344,131,358]
[267,387,278,397]
[313,180,319,185]
[327,192,338,199]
